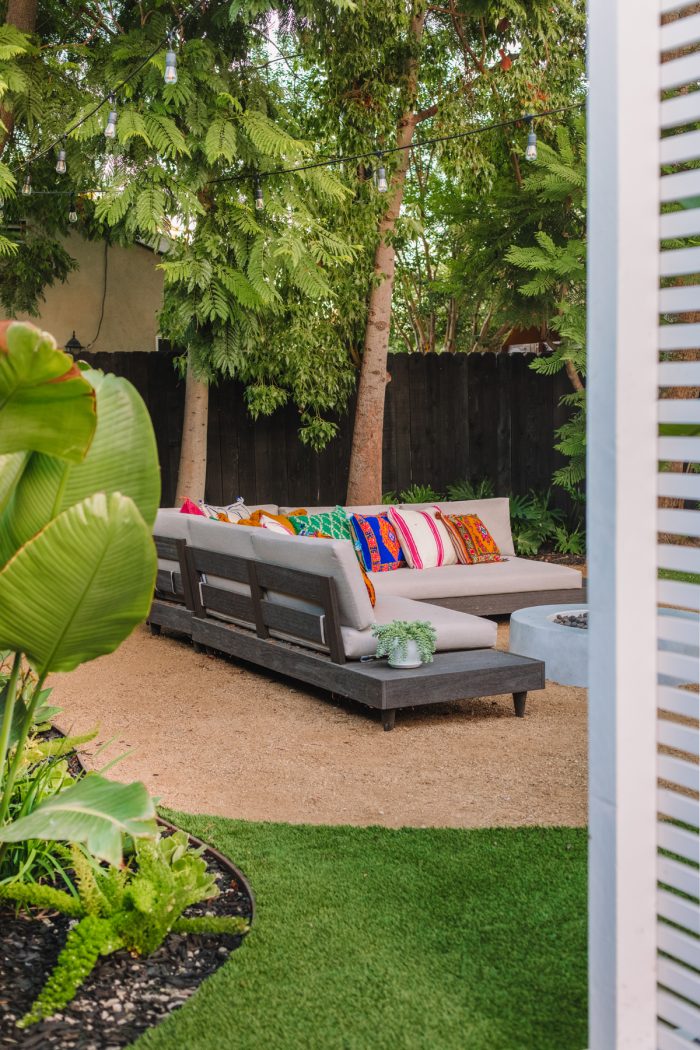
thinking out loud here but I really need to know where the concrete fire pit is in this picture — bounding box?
[509,604,589,688]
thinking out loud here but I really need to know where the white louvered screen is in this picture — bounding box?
[657,6,700,1047]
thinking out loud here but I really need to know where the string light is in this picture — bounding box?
[524,115,538,161]
[21,174,31,196]
[254,177,264,210]
[104,96,118,139]
[68,195,78,223]
[164,37,178,85]
[376,153,388,193]
[55,143,67,174]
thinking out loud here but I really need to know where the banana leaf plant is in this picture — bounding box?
[0,321,161,870]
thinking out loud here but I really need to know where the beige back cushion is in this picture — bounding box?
[399,498,514,557]
[250,532,375,630]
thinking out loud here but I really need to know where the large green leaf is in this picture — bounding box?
[0,491,156,674]
[0,774,157,867]
[0,322,96,461]
[1,368,160,563]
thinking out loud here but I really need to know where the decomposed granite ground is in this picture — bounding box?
[51,622,587,829]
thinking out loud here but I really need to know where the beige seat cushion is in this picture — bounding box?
[400,499,515,556]
[371,557,583,601]
[341,595,497,660]
[250,532,375,630]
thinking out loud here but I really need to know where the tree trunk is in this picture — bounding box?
[0,0,38,157]
[175,352,209,506]
[346,10,426,505]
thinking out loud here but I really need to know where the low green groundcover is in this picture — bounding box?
[133,818,587,1050]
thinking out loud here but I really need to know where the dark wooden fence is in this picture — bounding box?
[80,350,573,509]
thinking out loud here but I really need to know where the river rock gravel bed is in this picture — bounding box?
[0,849,252,1049]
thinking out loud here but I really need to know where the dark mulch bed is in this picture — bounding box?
[0,840,253,1049]
[536,553,586,568]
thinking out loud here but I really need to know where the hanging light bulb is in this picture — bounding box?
[254,177,264,211]
[376,153,388,193]
[164,38,178,85]
[21,173,32,196]
[104,96,118,139]
[524,116,537,162]
[68,195,78,223]
[56,144,67,175]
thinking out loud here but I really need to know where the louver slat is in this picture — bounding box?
[658,400,700,424]
[661,12,700,52]
[657,990,700,1040]
[658,685,700,720]
[658,362,700,385]
[659,286,700,314]
[658,786,699,829]
[658,822,700,863]
[658,891,700,935]
[658,718,700,753]
[658,923,700,972]
[657,544,700,574]
[661,93,700,132]
[657,510,700,538]
[658,754,700,792]
[657,581,700,610]
[658,437,700,461]
[659,961,700,1010]
[658,472,700,500]
[660,168,700,201]
[660,245,700,276]
[658,1025,698,1050]
[660,210,700,240]
[661,55,700,94]
[659,322,700,350]
[658,856,700,900]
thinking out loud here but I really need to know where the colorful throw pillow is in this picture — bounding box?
[349,513,405,572]
[236,509,306,533]
[289,506,354,542]
[438,512,503,565]
[179,498,206,517]
[199,498,252,523]
[387,506,458,570]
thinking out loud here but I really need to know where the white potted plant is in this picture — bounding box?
[372,620,437,669]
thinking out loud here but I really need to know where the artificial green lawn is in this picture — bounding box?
[133,817,587,1050]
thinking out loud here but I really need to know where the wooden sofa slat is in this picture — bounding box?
[201,585,256,626]
[254,562,334,605]
[155,536,181,561]
[148,598,192,636]
[189,547,251,584]
[155,569,183,598]
[260,601,325,645]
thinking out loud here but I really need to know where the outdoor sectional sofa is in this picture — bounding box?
[149,498,584,729]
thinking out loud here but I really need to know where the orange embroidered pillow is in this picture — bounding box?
[236,509,306,532]
[438,512,503,565]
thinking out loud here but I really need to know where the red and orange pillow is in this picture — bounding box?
[437,511,502,565]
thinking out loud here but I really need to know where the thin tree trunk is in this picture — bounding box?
[175,352,209,506]
[346,9,426,504]
[0,0,38,157]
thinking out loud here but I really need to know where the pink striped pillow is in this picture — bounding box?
[387,506,458,569]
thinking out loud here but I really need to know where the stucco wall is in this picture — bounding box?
[14,233,164,352]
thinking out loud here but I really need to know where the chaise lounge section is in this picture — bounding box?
[149,499,551,728]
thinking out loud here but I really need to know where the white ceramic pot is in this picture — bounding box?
[388,639,423,669]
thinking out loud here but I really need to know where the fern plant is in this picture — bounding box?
[398,484,444,503]
[0,831,248,1027]
[509,490,565,556]
[446,478,495,501]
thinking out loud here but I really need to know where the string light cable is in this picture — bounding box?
[5,100,585,219]
[209,101,586,191]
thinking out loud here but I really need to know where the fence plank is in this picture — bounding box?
[78,350,575,511]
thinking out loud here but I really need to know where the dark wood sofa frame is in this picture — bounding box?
[149,535,545,730]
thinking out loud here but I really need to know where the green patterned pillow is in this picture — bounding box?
[289,505,353,542]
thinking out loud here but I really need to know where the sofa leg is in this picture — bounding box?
[513,692,527,718]
[382,710,396,732]
[193,641,204,654]
[149,622,162,636]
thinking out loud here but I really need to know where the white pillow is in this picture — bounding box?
[387,505,458,569]
[199,497,251,523]
[258,513,296,535]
